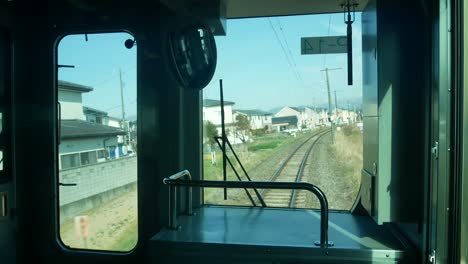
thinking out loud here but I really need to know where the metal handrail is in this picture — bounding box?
[165,170,193,228]
[163,174,333,248]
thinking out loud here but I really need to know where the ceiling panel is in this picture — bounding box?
[225,0,368,18]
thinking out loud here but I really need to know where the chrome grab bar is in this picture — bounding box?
[163,171,333,248]
[164,170,193,228]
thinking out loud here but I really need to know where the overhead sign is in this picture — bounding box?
[301,36,347,55]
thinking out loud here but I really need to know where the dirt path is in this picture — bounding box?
[60,188,138,251]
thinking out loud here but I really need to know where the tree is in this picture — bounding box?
[234,114,251,143]
[205,121,219,148]
[205,121,219,165]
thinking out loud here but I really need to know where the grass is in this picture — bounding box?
[247,142,279,152]
[59,188,138,252]
[333,124,363,192]
[111,220,138,252]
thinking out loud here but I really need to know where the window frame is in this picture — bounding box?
[54,29,139,254]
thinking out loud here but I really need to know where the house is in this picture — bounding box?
[59,119,126,169]
[202,99,243,143]
[273,106,304,131]
[272,116,299,132]
[203,99,235,127]
[58,80,131,170]
[83,106,107,124]
[233,109,272,131]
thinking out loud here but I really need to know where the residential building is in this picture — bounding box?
[203,99,245,144]
[233,109,272,130]
[272,115,299,132]
[58,80,130,170]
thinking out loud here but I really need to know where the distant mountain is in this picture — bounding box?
[268,107,283,115]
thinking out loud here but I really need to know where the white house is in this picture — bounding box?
[273,106,305,131]
[58,81,91,120]
[203,99,245,144]
[203,99,235,127]
[58,80,129,170]
[233,109,273,131]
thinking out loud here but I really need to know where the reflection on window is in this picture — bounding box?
[58,32,137,252]
[202,14,363,211]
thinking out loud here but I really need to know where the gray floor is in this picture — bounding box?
[151,206,413,263]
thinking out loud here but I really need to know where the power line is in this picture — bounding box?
[104,99,137,112]
[267,17,302,87]
[322,14,332,69]
[90,64,137,87]
[275,18,304,85]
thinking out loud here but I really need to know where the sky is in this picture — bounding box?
[57,12,362,118]
[204,13,363,111]
[58,33,137,119]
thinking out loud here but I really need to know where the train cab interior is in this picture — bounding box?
[0,0,467,263]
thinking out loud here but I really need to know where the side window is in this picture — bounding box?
[57,32,137,252]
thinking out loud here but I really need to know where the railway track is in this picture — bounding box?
[259,129,330,208]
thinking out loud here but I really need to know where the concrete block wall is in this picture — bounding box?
[59,156,137,206]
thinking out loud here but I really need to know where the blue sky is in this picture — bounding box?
[58,12,362,117]
[204,13,362,111]
[58,33,137,118]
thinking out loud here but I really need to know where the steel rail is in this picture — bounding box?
[263,129,328,190]
[163,176,333,248]
[260,129,330,199]
[289,130,330,208]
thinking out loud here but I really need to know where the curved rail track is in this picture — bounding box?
[260,129,330,208]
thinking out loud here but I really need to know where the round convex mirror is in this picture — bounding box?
[170,25,217,90]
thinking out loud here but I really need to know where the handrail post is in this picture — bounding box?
[164,170,193,229]
[169,184,178,229]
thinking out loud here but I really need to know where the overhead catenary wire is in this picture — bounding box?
[322,14,332,69]
[267,17,302,87]
[275,18,304,85]
[90,64,137,88]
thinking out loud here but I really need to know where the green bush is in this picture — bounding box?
[248,142,278,152]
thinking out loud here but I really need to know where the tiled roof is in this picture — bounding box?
[61,119,125,139]
[58,80,93,93]
[234,109,272,116]
[83,106,108,115]
[203,99,235,107]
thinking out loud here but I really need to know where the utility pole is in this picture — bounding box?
[119,68,126,127]
[119,68,128,145]
[321,67,341,143]
[334,90,339,115]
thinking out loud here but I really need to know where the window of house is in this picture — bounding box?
[202,14,363,211]
[97,150,105,159]
[57,32,137,252]
[80,151,97,166]
[61,153,80,169]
